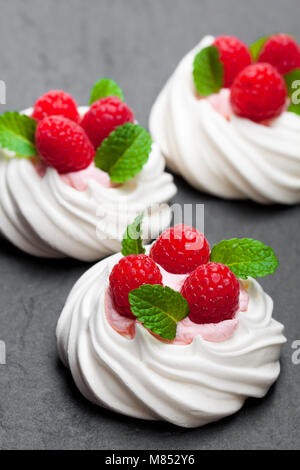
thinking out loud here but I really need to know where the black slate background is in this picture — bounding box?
[0,0,299,450]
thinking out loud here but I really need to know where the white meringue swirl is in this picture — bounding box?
[0,107,177,261]
[56,250,286,428]
[149,36,300,204]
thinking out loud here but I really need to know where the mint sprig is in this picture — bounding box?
[121,213,146,256]
[287,102,300,116]
[284,69,300,116]
[95,122,152,183]
[129,285,189,341]
[0,112,37,157]
[249,36,269,61]
[89,78,124,105]
[210,238,279,279]
[193,45,223,96]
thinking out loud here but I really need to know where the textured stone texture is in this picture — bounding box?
[0,0,299,450]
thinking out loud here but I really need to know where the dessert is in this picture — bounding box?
[0,81,176,261]
[150,34,300,204]
[57,216,286,428]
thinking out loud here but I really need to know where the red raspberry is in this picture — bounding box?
[81,96,134,149]
[32,90,80,122]
[149,224,210,275]
[181,263,240,324]
[36,116,95,174]
[230,63,287,122]
[258,33,300,75]
[109,254,163,319]
[213,36,252,88]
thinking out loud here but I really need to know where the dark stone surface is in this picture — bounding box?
[0,0,299,450]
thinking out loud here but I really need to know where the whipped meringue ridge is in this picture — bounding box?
[0,107,177,261]
[57,248,286,428]
[149,35,300,204]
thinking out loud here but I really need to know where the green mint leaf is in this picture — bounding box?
[284,69,300,93]
[193,45,223,97]
[89,78,124,104]
[121,213,146,256]
[250,36,269,61]
[95,122,152,183]
[284,69,300,116]
[210,238,279,279]
[287,102,300,115]
[0,112,37,157]
[129,285,189,341]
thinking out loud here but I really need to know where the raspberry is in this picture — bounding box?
[213,36,252,88]
[81,96,134,149]
[230,63,287,122]
[258,33,300,75]
[109,254,163,319]
[36,116,95,174]
[181,263,240,324]
[32,90,80,122]
[149,224,210,274]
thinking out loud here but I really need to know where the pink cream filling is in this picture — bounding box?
[205,88,289,124]
[206,88,232,121]
[31,158,117,191]
[60,162,118,191]
[105,266,250,345]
